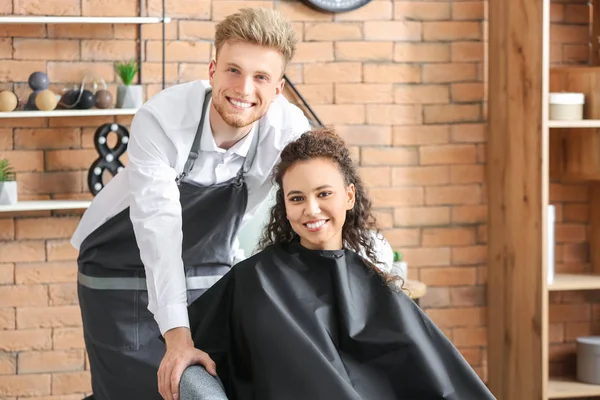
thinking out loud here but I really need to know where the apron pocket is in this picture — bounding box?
[78,284,149,351]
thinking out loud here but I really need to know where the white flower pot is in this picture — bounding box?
[390,261,407,281]
[116,85,143,109]
[0,181,17,205]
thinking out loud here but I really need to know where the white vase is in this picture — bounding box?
[116,85,143,109]
[390,261,408,281]
[0,181,17,205]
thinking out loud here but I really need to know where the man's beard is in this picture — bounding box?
[213,96,261,128]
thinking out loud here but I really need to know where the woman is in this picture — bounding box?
[184,128,496,399]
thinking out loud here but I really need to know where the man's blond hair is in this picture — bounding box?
[214,8,298,67]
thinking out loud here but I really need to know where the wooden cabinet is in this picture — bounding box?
[488,0,600,398]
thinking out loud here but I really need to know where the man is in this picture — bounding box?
[70,8,310,400]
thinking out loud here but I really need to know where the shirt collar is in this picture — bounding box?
[199,97,257,158]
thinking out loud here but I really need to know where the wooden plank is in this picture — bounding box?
[548,377,600,399]
[591,184,600,275]
[548,273,600,291]
[487,0,548,398]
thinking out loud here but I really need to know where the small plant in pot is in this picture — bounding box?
[391,250,408,281]
[115,59,143,109]
[0,159,17,205]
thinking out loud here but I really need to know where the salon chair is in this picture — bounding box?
[180,365,228,400]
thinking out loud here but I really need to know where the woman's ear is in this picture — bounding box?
[346,183,356,210]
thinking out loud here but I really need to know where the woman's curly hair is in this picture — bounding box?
[257,127,401,287]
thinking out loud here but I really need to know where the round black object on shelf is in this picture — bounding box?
[77,89,96,109]
[59,89,79,109]
[300,0,371,13]
[27,90,41,110]
[28,72,49,91]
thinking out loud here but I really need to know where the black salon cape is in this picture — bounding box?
[187,241,495,400]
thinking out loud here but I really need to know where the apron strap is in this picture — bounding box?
[78,271,224,291]
[177,88,212,184]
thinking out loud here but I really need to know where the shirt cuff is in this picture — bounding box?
[155,302,190,336]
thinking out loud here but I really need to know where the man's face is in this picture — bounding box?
[208,41,286,129]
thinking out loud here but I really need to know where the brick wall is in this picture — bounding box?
[0,0,490,397]
[548,0,598,378]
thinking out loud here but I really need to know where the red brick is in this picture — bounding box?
[0,264,14,285]
[335,42,393,61]
[304,22,362,41]
[335,84,393,104]
[0,329,52,352]
[395,84,449,104]
[453,245,487,265]
[369,187,424,208]
[423,21,481,41]
[453,327,487,346]
[53,327,85,350]
[425,307,484,327]
[392,126,450,146]
[392,166,450,186]
[426,185,482,205]
[14,0,80,15]
[402,247,451,267]
[0,374,51,396]
[451,165,484,183]
[51,371,92,395]
[334,2,392,21]
[381,228,421,247]
[18,350,85,374]
[451,205,487,224]
[49,283,78,306]
[304,62,362,83]
[16,217,80,239]
[335,125,392,146]
[394,207,450,227]
[420,144,477,165]
[361,148,417,166]
[363,63,420,83]
[366,105,422,125]
[0,285,47,307]
[15,261,77,284]
[422,227,476,247]
[421,267,477,286]
[450,286,485,306]
[364,21,421,41]
[394,2,451,20]
[0,308,16,330]
[17,305,81,329]
[0,241,45,263]
[394,43,451,63]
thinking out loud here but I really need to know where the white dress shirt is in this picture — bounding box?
[71,80,311,335]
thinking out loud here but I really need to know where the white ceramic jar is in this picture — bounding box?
[549,92,585,120]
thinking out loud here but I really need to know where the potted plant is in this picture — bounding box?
[0,158,17,205]
[391,250,408,281]
[114,59,143,109]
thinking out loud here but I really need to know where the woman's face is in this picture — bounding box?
[282,157,355,251]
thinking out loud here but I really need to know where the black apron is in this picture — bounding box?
[77,88,259,400]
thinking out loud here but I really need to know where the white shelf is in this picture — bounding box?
[0,16,171,24]
[0,108,138,118]
[0,200,91,212]
[548,119,600,128]
[548,273,600,291]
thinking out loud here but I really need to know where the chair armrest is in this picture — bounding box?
[179,365,228,400]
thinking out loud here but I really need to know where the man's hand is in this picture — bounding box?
[158,327,217,400]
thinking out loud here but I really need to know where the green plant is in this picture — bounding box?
[393,251,403,263]
[0,159,15,182]
[114,59,139,86]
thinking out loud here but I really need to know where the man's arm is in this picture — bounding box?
[127,107,189,335]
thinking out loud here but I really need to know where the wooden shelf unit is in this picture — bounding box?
[488,0,600,399]
[0,10,169,208]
